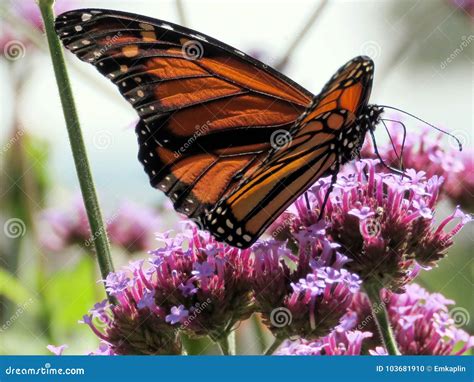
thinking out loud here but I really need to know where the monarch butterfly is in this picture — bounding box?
[54,9,459,249]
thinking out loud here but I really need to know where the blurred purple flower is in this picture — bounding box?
[445,151,474,211]
[88,342,116,356]
[350,284,474,355]
[276,330,373,355]
[1,0,77,56]
[107,201,162,253]
[252,227,360,339]
[40,196,91,252]
[46,344,68,356]
[449,0,474,18]
[369,347,388,355]
[273,160,470,291]
[41,198,164,254]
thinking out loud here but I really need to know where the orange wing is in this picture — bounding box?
[55,9,313,219]
[204,56,375,248]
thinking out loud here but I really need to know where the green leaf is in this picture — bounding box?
[0,267,34,305]
[43,256,101,336]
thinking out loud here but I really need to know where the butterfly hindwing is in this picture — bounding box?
[205,57,375,247]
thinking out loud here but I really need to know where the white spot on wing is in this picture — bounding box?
[139,23,154,31]
[190,33,207,41]
[81,13,92,22]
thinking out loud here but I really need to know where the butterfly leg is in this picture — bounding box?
[369,129,407,178]
[317,165,339,221]
[304,192,311,211]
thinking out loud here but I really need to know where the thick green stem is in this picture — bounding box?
[251,314,269,353]
[364,283,401,355]
[227,331,236,355]
[38,0,115,300]
[264,336,283,355]
[217,336,231,355]
[216,329,236,355]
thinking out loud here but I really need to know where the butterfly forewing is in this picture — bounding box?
[55,8,313,220]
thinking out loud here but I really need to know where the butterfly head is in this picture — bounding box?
[363,104,384,132]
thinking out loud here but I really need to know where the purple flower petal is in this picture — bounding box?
[47,344,68,356]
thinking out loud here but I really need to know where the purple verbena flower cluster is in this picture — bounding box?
[350,284,474,355]
[277,283,473,355]
[270,160,470,291]
[252,227,360,339]
[81,157,471,354]
[82,227,255,353]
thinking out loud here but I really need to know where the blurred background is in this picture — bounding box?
[0,0,472,354]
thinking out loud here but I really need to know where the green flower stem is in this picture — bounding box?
[38,0,115,299]
[251,314,269,353]
[364,283,401,355]
[216,328,235,355]
[264,336,283,355]
[217,336,231,355]
[227,330,236,355]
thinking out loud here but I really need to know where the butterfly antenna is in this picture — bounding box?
[377,105,463,151]
[369,129,407,178]
[317,169,338,221]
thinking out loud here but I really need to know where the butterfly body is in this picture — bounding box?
[55,8,381,248]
